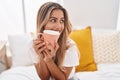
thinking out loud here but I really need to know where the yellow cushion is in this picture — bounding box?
[69,26,97,72]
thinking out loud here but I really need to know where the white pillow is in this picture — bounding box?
[8,33,34,67]
[92,31,120,64]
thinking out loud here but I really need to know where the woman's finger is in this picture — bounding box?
[34,43,46,55]
[54,42,59,50]
[37,42,45,49]
[42,50,47,57]
[44,48,50,55]
[33,41,44,50]
[37,33,44,41]
[45,41,53,50]
[33,39,43,45]
[37,46,46,54]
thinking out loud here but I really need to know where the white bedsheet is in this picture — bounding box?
[75,63,120,80]
[0,65,40,80]
[1,64,120,80]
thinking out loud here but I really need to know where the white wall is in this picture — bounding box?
[0,0,24,40]
[117,0,120,30]
[24,0,59,33]
[63,0,119,30]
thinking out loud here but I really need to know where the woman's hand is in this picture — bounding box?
[43,42,59,62]
[33,33,59,62]
[33,34,46,60]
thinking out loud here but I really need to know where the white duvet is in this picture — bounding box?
[1,64,120,80]
[75,63,120,80]
[0,65,40,80]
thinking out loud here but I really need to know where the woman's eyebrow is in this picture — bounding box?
[50,17,64,20]
[50,17,57,19]
[61,17,65,20]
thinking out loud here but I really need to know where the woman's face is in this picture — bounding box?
[44,9,65,33]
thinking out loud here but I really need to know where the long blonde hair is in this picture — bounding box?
[37,2,72,67]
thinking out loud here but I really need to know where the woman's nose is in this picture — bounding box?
[53,26,61,31]
[54,22,61,31]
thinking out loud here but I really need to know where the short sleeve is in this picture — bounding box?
[62,39,80,67]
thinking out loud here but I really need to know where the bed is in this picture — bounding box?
[0,27,120,80]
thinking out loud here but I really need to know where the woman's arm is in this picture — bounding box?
[35,59,50,80]
[44,58,73,80]
[33,38,51,80]
[42,42,73,80]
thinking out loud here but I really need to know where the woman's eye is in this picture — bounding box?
[50,19,56,23]
[60,20,65,23]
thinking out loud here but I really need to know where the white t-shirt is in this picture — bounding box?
[29,38,80,79]
[62,38,80,78]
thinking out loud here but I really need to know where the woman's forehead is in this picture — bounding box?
[50,9,64,19]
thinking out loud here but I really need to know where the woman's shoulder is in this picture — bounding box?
[66,38,79,54]
[66,38,80,57]
[63,38,80,67]
[67,38,76,47]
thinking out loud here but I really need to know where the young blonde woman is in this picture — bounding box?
[33,2,79,80]
[0,2,79,80]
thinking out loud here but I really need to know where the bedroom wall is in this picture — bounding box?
[63,0,119,30]
[0,0,24,40]
[117,1,120,30]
